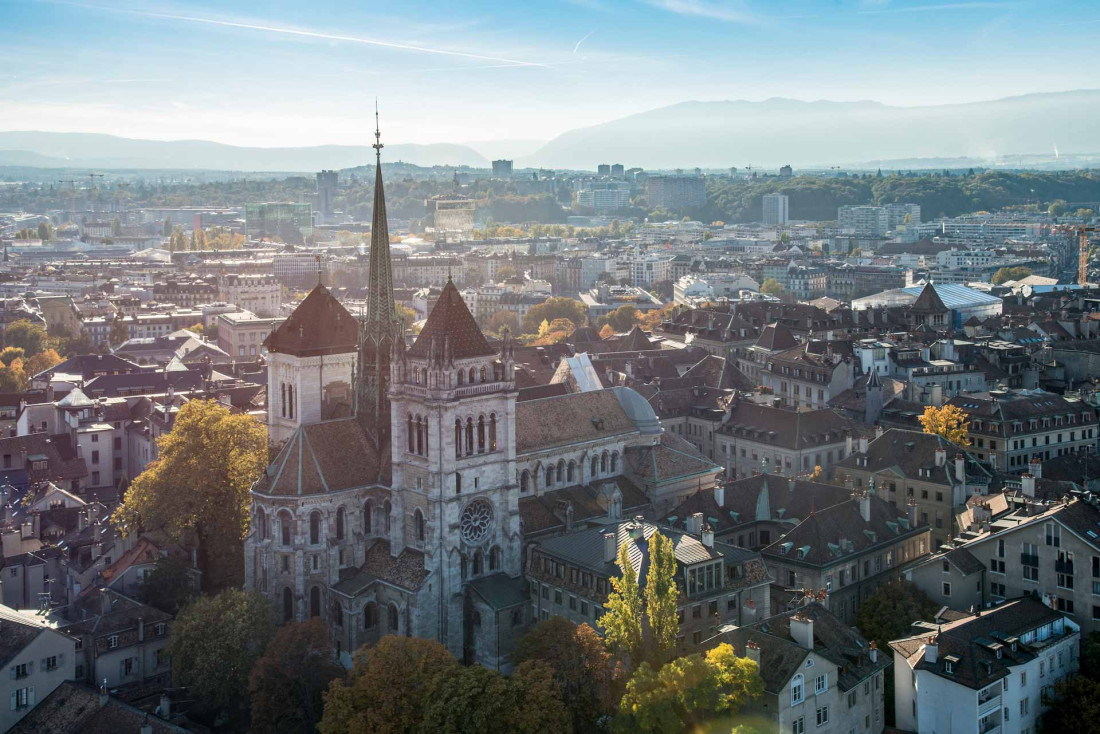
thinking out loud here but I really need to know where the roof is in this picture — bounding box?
[255,418,390,496]
[7,681,194,734]
[515,388,638,454]
[722,402,864,452]
[468,573,528,610]
[889,597,1072,691]
[0,605,50,668]
[910,282,949,313]
[943,547,985,576]
[899,283,1003,310]
[834,428,987,488]
[407,280,495,360]
[332,539,429,595]
[519,476,652,536]
[262,284,357,357]
[755,322,798,351]
[625,432,719,485]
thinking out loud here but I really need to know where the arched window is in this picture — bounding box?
[455,472,462,494]
[457,370,465,385]
[423,418,429,456]
[591,456,599,476]
[477,415,485,453]
[611,451,619,473]
[290,385,296,420]
[414,366,420,385]
[407,415,414,452]
[416,415,424,455]
[520,470,529,493]
[465,418,474,455]
[364,602,377,629]
[336,507,346,540]
[309,511,321,545]
[791,674,804,705]
[383,500,392,534]
[309,586,321,618]
[468,367,476,384]
[414,509,425,542]
[546,465,555,487]
[601,451,609,473]
[479,366,486,383]
[461,553,468,580]
[455,419,462,459]
[610,493,622,520]
[280,383,286,418]
[557,459,566,484]
[472,550,483,576]
[490,545,502,571]
[388,603,400,631]
[256,506,266,540]
[489,413,497,451]
[332,601,343,627]
[567,461,576,483]
[279,511,292,546]
[364,503,372,535]
[282,587,294,622]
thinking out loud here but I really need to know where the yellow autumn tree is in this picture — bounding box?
[918,404,971,447]
[113,399,267,590]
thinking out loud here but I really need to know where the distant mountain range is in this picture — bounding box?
[2,90,1099,172]
[0,131,489,171]
[520,90,1100,169]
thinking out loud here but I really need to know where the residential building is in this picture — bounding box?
[577,182,631,211]
[215,310,283,359]
[890,597,1079,734]
[839,206,889,237]
[762,194,789,225]
[760,341,855,410]
[646,175,706,212]
[218,274,283,317]
[0,604,77,732]
[8,681,192,734]
[885,203,921,228]
[492,160,513,178]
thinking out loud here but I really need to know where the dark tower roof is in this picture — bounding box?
[911,282,948,313]
[263,284,356,357]
[408,280,495,360]
[866,367,881,388]
[755,322,798,351]
[365,107,398,327]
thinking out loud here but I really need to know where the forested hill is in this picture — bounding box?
[700,171,1100,223]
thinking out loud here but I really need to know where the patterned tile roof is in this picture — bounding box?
[263,284,357,357]
[515,389,635,454]
[255,418,390,496]
[407,280,495,360]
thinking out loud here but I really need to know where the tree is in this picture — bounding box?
[421,661,571,734]
[602,540,645,666]
[112,399,267,590]
[0,346,25,366]
[108,316,130,347]
[599,305,639,333]
[856,580,937,651]
[1080,630,1100,680]
[512,618,618,733]
[37,222,51,241]
[24,348,61,378]
[613,644,763,733]
[495,265,517,280]
[760,278,785,297]
[320,636,460,734]
[138,555,197,615]
[652,279,674,301]
[169,589,276,724]
[0,358,27,392]
[991,266,1032,285]
[163,216,172,237]
[3,319,50,357]
[917,404,971,447]
[1043,675,1100,734]
[486,310,519,336]
[111,216,122,237]
[644,531,679,666]
[599,323,615,339]
[248,618,344,734]
[1048,198,1069,217]
[395,304,418,332]
[521,297,588,335]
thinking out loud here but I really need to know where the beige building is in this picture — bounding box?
[216,310,283,359]
[219,274,284,317]
[1,604,77,732]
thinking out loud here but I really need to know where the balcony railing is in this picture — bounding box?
[1055,559,1074,574]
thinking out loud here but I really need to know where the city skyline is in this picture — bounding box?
[2,0,1099,148]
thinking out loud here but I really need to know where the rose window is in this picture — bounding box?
[460,500,493,544]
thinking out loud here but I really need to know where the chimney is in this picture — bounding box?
[745,641,761,666]
[99,681,109,707]
[846,433,853,456]
[701,524,714,548]
[790,613,814,650]
[158,693,171,720]
[604,532,618,563]
[859,493,872,523]
[689,512,704,535]
[742,598,757,623]
[955,453,966,489]
[140,717,153,734]
[934,447,946,467]
[858,437,869,454]
[714,483,725,508]
[908,498,918,527]
[875,424,884,439]
[1021,472,1036,498]
[924,636,938,664]
[92,542,102,560]
[1029,457,1042,479]
[870,641,879,663]
[138,617,145,642]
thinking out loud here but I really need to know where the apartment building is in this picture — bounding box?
[762,193,789,225]
[0,604,76,732]
[948,389,1098,473]
[891,598,1078,734]
[839,206,889,237]
[215,310,283,358]
[760,342,855,410]
[526,518,772,647]
[218,274,284,317]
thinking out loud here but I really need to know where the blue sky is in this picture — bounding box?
[1,0,1097,148]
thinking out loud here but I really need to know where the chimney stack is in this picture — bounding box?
[955,453,966,483]
[714,483,725,508]
[870,641,878,663]
[908,498,918,527]
[924,636,938,664]
[745,641,761,666]
[604,533,618,563]
[1021,472,1036,498]
[934,448,946,467]
[858,437,869,454]
[859,493,872,523]
[790,613,814,650]
[701,524,714,548]
[689,512,703,535]
[1029,457,1042,479]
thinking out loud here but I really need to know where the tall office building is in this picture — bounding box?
[838,205,889,237]
[646,175,706,212]
[316,170,338,223]
[597,164,611,176]
[610,163,625,177]
[762,193,789,225]
[244,202,313,243]
[492,159,513,178]
[885,203,921,228]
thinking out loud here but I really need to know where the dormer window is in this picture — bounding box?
[944,660,954,674]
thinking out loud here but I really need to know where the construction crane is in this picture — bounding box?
[87,172,104,212]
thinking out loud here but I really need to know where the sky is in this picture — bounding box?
[1,0,1098,149]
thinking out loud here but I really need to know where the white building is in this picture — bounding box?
[891,598,1078,734]
[0,604,77,732]
[762,193,789,225]
[839,206,889,238]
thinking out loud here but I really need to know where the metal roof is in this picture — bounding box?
[897,283,1003,309]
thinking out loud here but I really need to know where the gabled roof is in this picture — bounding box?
[255,418,390,496]
[755,322,798,351]
[262,284,357,357]
[407,280,495,360]
[911,282,949,313]
[625,432,719,485]
[616,325,654,351]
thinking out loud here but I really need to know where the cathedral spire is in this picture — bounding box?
[366,101,397,326]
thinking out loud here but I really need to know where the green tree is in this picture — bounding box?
[0,358,27,392]
[1043,675,1100,734]
[37,222,51,241]
[111,216,122,237]
[917,404,971,447]
[1048,198,1069,217]
[644,531,679,666]
[320,636,460,734]
[485,310,519,336]
[761,278,785,297]
[991,266,1032,285]
[856,580,938,651]
[169,589,276,724]
[495,265,517,280]
[138,555,197,615]
[599,305,640,334]
[0,346,25,366]
[512,618,618,733]
[3,319,50,357]
[248,618,344,734]
[421,661,571,734]
[163,216,172,237]
[112,399,267,590]
[602,540,645,666]
[109,316,130,347]
[521,297,588,335]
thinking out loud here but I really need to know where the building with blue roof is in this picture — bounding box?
[852,282,1002,328]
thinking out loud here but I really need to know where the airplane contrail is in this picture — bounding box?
[573,30,596,53]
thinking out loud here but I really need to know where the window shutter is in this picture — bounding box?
[28,687,34,707]
[8,667,14,680]
[10,691,15,711]
[26,661,33,674]
[58,653,65,665]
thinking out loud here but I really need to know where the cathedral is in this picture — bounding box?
[243,121,721,669]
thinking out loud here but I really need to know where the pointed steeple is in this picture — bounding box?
[366,102,397,326]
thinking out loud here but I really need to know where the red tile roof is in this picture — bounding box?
[407,280,496,360]
[262,284,357,357]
